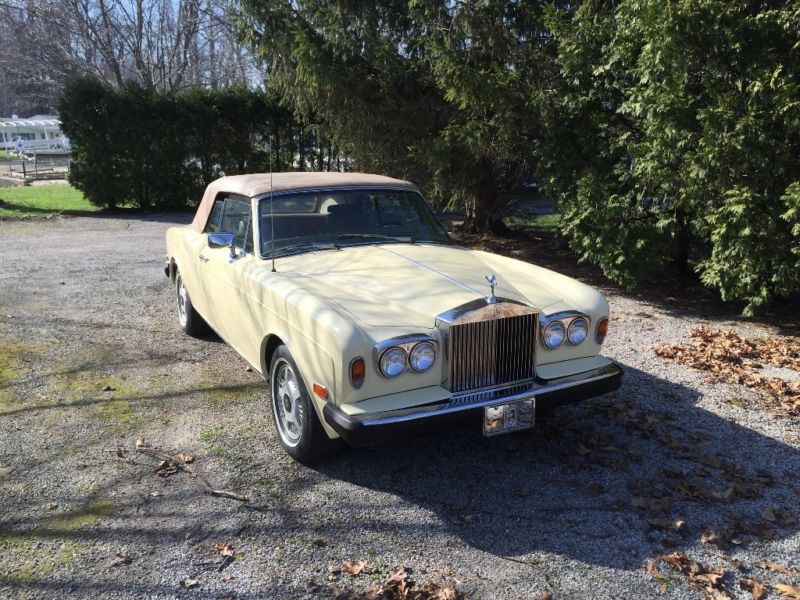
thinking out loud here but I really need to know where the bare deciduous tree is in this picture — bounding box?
[0,0,256,115]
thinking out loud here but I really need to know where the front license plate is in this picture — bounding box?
[483,398,535,436]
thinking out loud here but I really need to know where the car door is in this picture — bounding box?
[185,197,225,321]
[198,194,257,348]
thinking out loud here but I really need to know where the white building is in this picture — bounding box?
[0,115,66,152]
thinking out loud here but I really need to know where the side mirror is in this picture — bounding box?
[208,232,234,248]
[208,232,236,258]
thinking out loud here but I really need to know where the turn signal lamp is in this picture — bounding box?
[350,357,366,389]
[596,318,609,344]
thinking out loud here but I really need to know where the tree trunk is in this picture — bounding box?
[298,123,305,171]
[273,125,281,171]
[673,207,692,278]
[462,161,509,235]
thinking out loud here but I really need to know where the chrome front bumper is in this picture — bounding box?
[323,362,623,444]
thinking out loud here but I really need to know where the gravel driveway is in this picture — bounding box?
[1,214,798,599]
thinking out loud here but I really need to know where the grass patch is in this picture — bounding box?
[0,184,96,218]
[200,425,231,458]
[505,213,560,231]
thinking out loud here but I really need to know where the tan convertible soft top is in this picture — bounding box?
[190,172,419,233]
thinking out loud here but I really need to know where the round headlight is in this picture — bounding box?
[379,347,407,377]
[567,317,589,345]
[543,321,566,349]
[409,341,436,372]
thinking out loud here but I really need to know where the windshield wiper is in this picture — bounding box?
[270,241,338,257]
[335,233,413,244]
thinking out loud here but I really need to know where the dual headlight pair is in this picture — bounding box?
[379,341,436,378]
[350,340,436,389]
[542,316,589,349]
[542,315,608,349]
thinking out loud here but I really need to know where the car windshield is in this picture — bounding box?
[257,188,452,257]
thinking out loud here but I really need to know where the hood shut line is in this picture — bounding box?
[377,246,491,300]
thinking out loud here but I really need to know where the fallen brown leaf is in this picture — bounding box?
[180,578,199,588]
[154,460,177,477]
[149,491,163,498]
[775,583,800,600]
[648,517,686,533]
[753,561,791,576]
[739,578,767,600]
[645,559,663,579]
[382,567,412,597]
[760,506,777,522]
[110,553,132,567]
[658,552,731,599]
[700,528,727,546]
[175,453,194,464]
[698,453,722,469]
[214,542,235,558]
[342,560,370,576]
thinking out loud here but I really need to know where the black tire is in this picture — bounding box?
[270,345,340,464]
[175,271,208,337]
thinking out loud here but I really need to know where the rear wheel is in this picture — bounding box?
[270,345,339,464]
[175,272,207,337]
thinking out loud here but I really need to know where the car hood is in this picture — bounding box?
[274,243,580,328]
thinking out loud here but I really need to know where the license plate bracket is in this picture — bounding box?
[483,397,535,436]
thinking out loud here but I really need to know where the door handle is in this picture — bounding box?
[198,254,209,263]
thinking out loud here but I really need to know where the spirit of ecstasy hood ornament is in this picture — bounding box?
[485,274,497,304]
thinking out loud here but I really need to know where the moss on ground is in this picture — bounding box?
[0,340,32,412]
[0,498,115,583]
[52,370,143,432]
[199,366,260,403]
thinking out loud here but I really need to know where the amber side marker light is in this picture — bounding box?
[596,318,609,344]
[312,383,329,399]
[350,357,366,389]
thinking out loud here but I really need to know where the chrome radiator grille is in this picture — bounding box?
[447,312,537,393]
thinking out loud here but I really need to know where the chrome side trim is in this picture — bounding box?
[356,362,621,427]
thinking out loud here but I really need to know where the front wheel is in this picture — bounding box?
[270,345,340,464]
[175,272,208,337]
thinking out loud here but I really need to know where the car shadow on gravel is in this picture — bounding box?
[317,361,800,570]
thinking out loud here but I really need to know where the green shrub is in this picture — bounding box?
[58,78,299,210]
[545,0,800,313]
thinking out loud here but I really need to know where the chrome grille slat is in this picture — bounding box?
[447,311,536,393]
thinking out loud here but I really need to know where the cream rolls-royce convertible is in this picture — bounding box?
[165,173,623,463]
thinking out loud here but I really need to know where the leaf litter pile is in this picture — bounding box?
[330,562,463,600]
[656,327,800,416]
